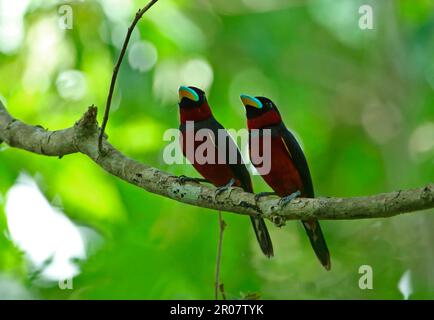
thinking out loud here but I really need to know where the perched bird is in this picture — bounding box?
[240,94,331,270]
[178,86,274,257]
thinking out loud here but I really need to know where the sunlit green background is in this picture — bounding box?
[0,0,433,299]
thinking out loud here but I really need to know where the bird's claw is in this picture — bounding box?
[254,192,277,203]
[278,190,301,207]
[215,178,236,197]
[178,175,194,184]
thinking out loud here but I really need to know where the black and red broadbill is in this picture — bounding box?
[240,94,331,270]
[178,86,274,258]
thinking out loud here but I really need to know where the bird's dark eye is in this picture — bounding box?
[266,102,272,108]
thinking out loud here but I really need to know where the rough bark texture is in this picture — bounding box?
[1,101,433,223]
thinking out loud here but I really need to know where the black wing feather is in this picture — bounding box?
[205,118,273,257]
[279,124,330,269]
[207,118,253,192]
[279,126,315,198]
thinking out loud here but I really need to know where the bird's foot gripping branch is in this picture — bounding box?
[0,100,433,223]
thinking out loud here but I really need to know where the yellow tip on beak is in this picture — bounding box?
[179,86,199,102]
[240,94,263,109]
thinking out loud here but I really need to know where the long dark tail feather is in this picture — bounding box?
[302,220,331,270]
[250,217,274,258]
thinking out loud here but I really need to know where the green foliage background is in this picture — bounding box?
[0,0,433,299]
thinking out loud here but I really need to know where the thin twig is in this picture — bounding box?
[219,283,227,300]
[98,0,159,152]
[214,210,226,300]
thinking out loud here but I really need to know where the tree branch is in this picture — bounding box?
[3,0,428,300]
[1,101,433,222]
[99,0,159,152]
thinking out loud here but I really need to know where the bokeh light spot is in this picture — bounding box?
[5,173,86,281]
[56,70,88,101]
[361,101,403,144]
[0,0,30,54]
[180,58,214,92]
[408,122,434,160]
[128,41,158,73]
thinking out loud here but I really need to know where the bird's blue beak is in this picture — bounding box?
[240,94,263,109]
[179,86,199,102]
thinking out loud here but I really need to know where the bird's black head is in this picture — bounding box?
[240,95,279,118]
[240,94,282,129]
[178,86,207,108]
[178,86,212,122]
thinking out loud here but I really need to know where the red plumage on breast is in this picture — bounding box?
[250,135,303,197]
[180,130,243,188]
